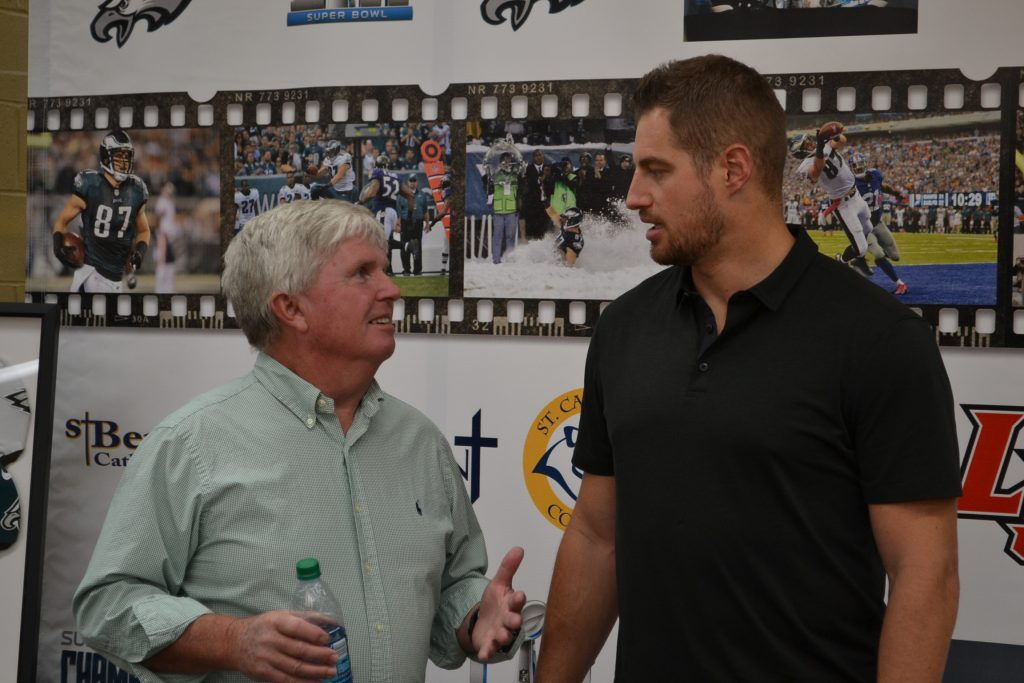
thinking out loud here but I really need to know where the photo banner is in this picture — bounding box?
[23,65,1024,347]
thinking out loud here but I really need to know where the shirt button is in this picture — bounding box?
[305,417,315,428]
[705,324,714,333]
[354,504,363,513]
[365,563,373,573]
[376,623,384,633]
[317,398,327,409]
[698,361,710,372]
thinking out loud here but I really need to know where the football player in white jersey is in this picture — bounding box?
[233,179,260,235]
[277,171,311,204]
[790,124,873,277]
[310,140,356,202]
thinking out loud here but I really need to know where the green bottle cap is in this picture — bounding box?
[296,557,321,581]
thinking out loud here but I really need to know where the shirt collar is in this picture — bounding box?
[253,352,385,426]
[748,227,817,311]
[676,227,817,312]
[677,266,698,306]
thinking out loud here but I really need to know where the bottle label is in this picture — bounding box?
[323,625,353,683]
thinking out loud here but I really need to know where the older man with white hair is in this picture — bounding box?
[75,200,525,683]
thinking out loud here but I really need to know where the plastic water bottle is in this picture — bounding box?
[290,557,353,683]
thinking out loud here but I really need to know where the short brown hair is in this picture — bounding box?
[634,55,787,202]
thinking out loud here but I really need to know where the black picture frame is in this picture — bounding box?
[0,303,60,683]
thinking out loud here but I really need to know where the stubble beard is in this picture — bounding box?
[650,192,726,267]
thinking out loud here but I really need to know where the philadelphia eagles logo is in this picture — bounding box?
[0,466,19,547]
[91,0,194,48]
[480,0,586,31]
[1,497,18,534]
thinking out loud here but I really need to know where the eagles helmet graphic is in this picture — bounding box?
[0,358,31,552]
[91,0,194,48]
[100,130,135,183]
[480,0,586,31]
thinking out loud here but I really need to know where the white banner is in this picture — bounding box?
[29,1,1024,99]
[942,347,1024,647]
[38,329,257,681]
[33,328,1024,681]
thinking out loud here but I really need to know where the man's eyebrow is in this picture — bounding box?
[636,156,668,169]
[345,255,380,271]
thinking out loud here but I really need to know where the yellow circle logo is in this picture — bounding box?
[523,388,584,531]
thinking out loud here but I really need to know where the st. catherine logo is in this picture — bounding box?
[91,0,193,48]
[958,405,1024,565]
[523,389,583,530]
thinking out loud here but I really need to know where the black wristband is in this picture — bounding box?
[133,241,148,261]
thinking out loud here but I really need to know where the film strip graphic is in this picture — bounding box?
[24,67,1024,347]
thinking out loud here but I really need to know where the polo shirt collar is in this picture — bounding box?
[253,352,385,426]
[677,266,698,306]
[749,227,817,311]
[675,227,816,312]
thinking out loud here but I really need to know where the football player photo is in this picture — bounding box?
[684,0,919,41]
[232,123,450,298]
[1012,110,1024,307]
[784,110,999,305]
[462,118,663,301]
[27,128,221,295]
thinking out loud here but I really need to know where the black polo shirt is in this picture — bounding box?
[573,228,961,682]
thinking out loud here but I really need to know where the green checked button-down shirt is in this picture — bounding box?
[74,353,491,683]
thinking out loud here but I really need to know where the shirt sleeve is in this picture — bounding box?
[73,420,212,665]
[428,438,492,669]
[846,315,963,503]
[572,321,615,476]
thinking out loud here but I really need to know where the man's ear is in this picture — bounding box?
[269,291,309,334]
[720,143,755,195]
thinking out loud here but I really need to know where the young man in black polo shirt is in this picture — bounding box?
[537,55,961,683]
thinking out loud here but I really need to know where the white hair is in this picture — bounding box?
[222,200,386,350]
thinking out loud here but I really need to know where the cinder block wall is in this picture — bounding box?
[0,0,27,302]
